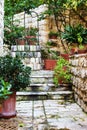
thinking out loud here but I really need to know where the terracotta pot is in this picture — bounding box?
[16,39,25,45]
[78,49,86,54]
[2,92,16,118]
[44,59,57,70]
[49,35,57,39]
[25,36,36,45]
[60,54,69,60]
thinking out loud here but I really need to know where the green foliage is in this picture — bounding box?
[0,55,31,91]
[61,24,87,45]
[4,25,25,47]
[49,31,58,38]
[64,0,87,10]
[0,78,12,99]
[53,57,71,86]
[46,41,57,46]
[4,0,41,16]
[26,27,38,36]
[41,48,59,60]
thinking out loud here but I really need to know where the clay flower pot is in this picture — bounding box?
[44,59,57,70]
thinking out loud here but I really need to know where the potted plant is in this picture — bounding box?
[46,41,57,47]
[4,25,25,47]
[53,57,71,86]
[0,55,31,118]
[25,27,38,45]
[61,24,87,54]
[41,48,59,70]
[14,26,25,45]
[0,78,12,117]
[49,31,58,39]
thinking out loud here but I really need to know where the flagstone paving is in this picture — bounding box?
[17,100,87,130]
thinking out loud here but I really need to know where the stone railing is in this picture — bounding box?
[70,54,87,112]
[0,0,4,56]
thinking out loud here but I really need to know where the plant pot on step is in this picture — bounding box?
[60,54,69,60]
[16,38,25,45]
[44,59,57,70]
[2,91,16,118]
[25,36,37,45]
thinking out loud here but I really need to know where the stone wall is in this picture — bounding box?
[70,54,87,112]
[0,0,4,55]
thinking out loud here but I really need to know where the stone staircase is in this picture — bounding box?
[17,70,74,101]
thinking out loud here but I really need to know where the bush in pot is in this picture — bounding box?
[4,25,25,47]
[41,48,59,70]
[0,78,12,117]
[53,57,71,86]
[0,55,31,118]
[49,31,58,39]
[25,27,38,45]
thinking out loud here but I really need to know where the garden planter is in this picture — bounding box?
[25,36,36,45]
[2,92,16,118]
[78,49,86,54]
[49,35,57,39]
[60,54,69,60]
[44,59,57,70]
[16,39,25,45]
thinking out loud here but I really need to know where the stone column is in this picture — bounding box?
[0,0,4,56]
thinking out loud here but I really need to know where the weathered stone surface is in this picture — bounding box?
[70,54,87,113]
[17,100,87,130]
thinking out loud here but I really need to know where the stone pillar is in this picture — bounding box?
[70,54,87,112]
[0,0,4,56]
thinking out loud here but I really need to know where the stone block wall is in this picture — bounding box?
[70,54,87,112]
[0,0,4,56]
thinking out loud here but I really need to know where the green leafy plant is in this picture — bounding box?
[0,55,31,91]
[61,24,87,45]
[0,78,12,99]
[53,57,71,86]
[4,25,25,47]
[49,31,58,38]
[46,41,57,47]
[26,27,38,36]
[41,48,59,60]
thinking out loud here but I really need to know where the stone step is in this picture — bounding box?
[30,70,54,77]
[30,70,54,84]
[30,77,53,84]
[16,91,74,101]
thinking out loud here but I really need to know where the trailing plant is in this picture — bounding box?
[0,55,31,91]
[53,57,71,86]
[0,78,12,99]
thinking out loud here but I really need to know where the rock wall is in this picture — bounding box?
[70,54,87,112]
[0,0,4,56]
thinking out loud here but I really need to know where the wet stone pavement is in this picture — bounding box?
[17,99,87,130]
